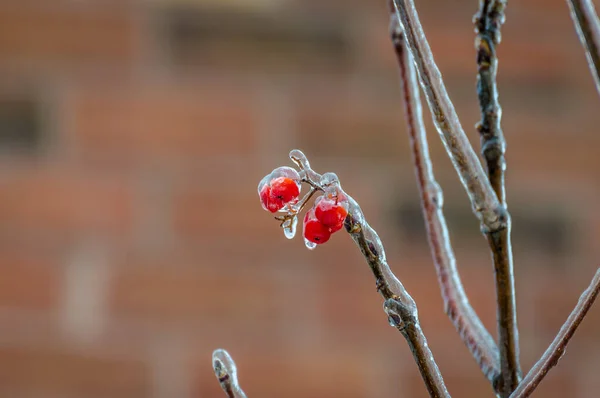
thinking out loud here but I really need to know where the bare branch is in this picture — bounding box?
[510,268,600,398]
[290,149,450,398]
[386,298,450,398]
[213,349,248,398]
[389,10,500,384]
[474,0,507,205]
[345,204,450,398]
[391,0,505,233]
[567,0,600,95]
[391,0,520,394]
[473,2,521,394]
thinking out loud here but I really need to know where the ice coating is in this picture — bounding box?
[212,349,238,380]
[320,172,339,188]
[257,174,271,195]
[270,166,301,182]
[345,194,386,262]
[290,149,320,183]
[282,215,298,239]
[212,349,247,398]
[304,238,317,250]
[427,181,444,208]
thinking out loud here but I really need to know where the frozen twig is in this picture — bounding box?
[213,349,248,398]
[510,268,600,398]
[391,1,520,394]
[389,10,500,385]
[289,150,449,398]
[390,0,504,232]
[567,0,600,95]
[474,0,507,205]
[474,2,521,394]
[385,298,450,398]
[345,203,450,398]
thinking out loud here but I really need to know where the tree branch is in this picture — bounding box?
[509,268,600,398]
[474,0,507,205]
[289,149,450,398]
[389,10,500,385]
[213,349,248,398]
[567,0,600,95]
[473,2,521,394]
[390,0,505,233]
[391,0,520,394]
[345,204,450,398]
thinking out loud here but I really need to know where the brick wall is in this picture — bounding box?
[0,0,599,397]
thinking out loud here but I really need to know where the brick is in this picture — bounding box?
[109,253,282,324]
[64,83,259,163]
[0,247,61,311]
[171,182,280,244]
[0,165,133,239]
[0,3,135,71]
[0,345,149,397]
[293,94,410,160]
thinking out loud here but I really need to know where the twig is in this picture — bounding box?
[390,1,520,394]
[509,268,600,398]
[345,205,450,398]
[389,10,500,384]
[567,0,600,95]
[290,150,450,398]
[474,0,507,205]
[212,349,248,398]
[391,0,505,233]
[386,298,450,398]
[474,2,521,394]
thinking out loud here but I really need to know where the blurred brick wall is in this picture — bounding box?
[0,0,599,397]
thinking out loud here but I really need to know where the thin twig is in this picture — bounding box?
[213,349,248,398]
[345,206,450,398]
[386,298,450,398]
[389,10,500,385]
[474,2,521,394]
[509,268,600,398]
[391,0,505,233]
[390,1,520,394]
[474,0,507,205]
[567,0,600,95]
[290,150,450,398]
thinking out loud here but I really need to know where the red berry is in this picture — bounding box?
[269,177,300,208]
[258,175,301,213]
[315,196,348,232]
[303,210,331,244]
[259,184,279,213]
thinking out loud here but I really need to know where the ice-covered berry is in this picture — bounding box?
[258,167,301,213]
[314,195,348,232]
[303,209,331,244]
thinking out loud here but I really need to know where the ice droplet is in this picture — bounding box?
[304,238,317,250]
[282,216,298,239]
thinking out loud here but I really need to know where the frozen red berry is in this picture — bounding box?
[303,209,331,244]
[315,196,348,232]
[269,177,300,209]
[258,170,301,213]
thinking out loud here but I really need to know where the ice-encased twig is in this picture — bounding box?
[213,349,248,398]
[388,9,500,385]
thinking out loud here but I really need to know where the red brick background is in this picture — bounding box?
[0,0,599,397]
